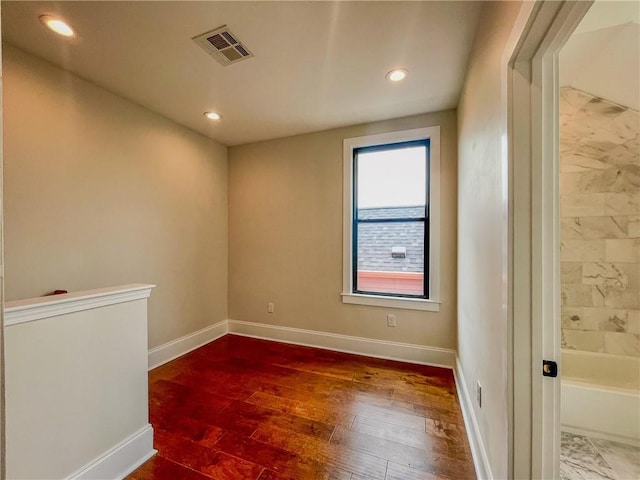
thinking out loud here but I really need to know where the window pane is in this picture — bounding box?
[358,205,424,220]
[356,146,426,209]
[356,221,424,296]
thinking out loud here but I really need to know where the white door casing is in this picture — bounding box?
[508,1,593,478]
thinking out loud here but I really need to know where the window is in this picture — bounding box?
[353,140,428,297]
[342,127,440,311]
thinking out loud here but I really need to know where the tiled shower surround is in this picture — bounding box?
[560,87,639,364]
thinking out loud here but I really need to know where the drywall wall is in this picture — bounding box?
[560,23,640,110]
[2,44,228,348]
[5,286,153,479]
[228,111,457,350]
[457,1,523,478]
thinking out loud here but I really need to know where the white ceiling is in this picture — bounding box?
[560,1,640,110]
[1,1,483,146]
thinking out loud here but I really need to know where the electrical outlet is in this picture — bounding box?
[476,381,482,408]
[386,314,396,327]
[267,302,275,314]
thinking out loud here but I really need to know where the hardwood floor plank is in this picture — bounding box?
[385,461,460,480]
[251,423,388,479]
[350,415,463,451]
[392,387,461,410]
[330,425,439,472]
[329,385,429,415]
[224,399,340,439]
[152,413,225,448]
[128,335,476,480]
[154,431,264,479]
[258,466,353,480]
[246,390,355,427]
[149,379,233,414]
[254,378,334,403]
[425,418,469,443]
[331,424,474,478]
[353,365,455,392]
[412,403,465,426]
[273,358,365,381]
[214,431,342,480]
[267,414,336,441]
[250,424,331,463]
[285,370,354,395]
[348,402,427,431]
[125,455,211,480]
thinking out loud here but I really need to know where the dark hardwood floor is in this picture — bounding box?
[127,335,476,480]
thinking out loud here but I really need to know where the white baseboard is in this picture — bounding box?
[68,424,155,480]
[148,320,228,370]
[227,319,456,368]
[455,358,492,480]
[561,380,640,446]
[147,319,455,370]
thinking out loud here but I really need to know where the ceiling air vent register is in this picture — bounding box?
[193,25,253,66]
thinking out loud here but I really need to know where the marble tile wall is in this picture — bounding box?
[560,87,640,360]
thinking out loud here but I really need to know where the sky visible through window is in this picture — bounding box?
[357,146,426,208]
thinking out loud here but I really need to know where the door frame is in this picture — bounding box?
[508,1,593,478]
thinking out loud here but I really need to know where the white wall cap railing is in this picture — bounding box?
[4,284,156,327]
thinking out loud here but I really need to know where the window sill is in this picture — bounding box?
[341,293,440,312]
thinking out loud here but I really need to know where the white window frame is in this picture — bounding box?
[342,126,441,312]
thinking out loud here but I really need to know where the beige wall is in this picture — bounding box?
[5,291,152,479]
[2,45,228,348]
[457,2,522,479]
[229,111,457,349]
[560,22,639,111]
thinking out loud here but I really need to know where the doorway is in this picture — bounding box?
[509,1,639,478]
[557,2,640,478]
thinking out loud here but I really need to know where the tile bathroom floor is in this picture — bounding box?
[561,432,640,480]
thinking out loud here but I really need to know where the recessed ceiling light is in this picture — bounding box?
[386,69,408,82]
[39,15,75,37]
[204,111,222,121]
